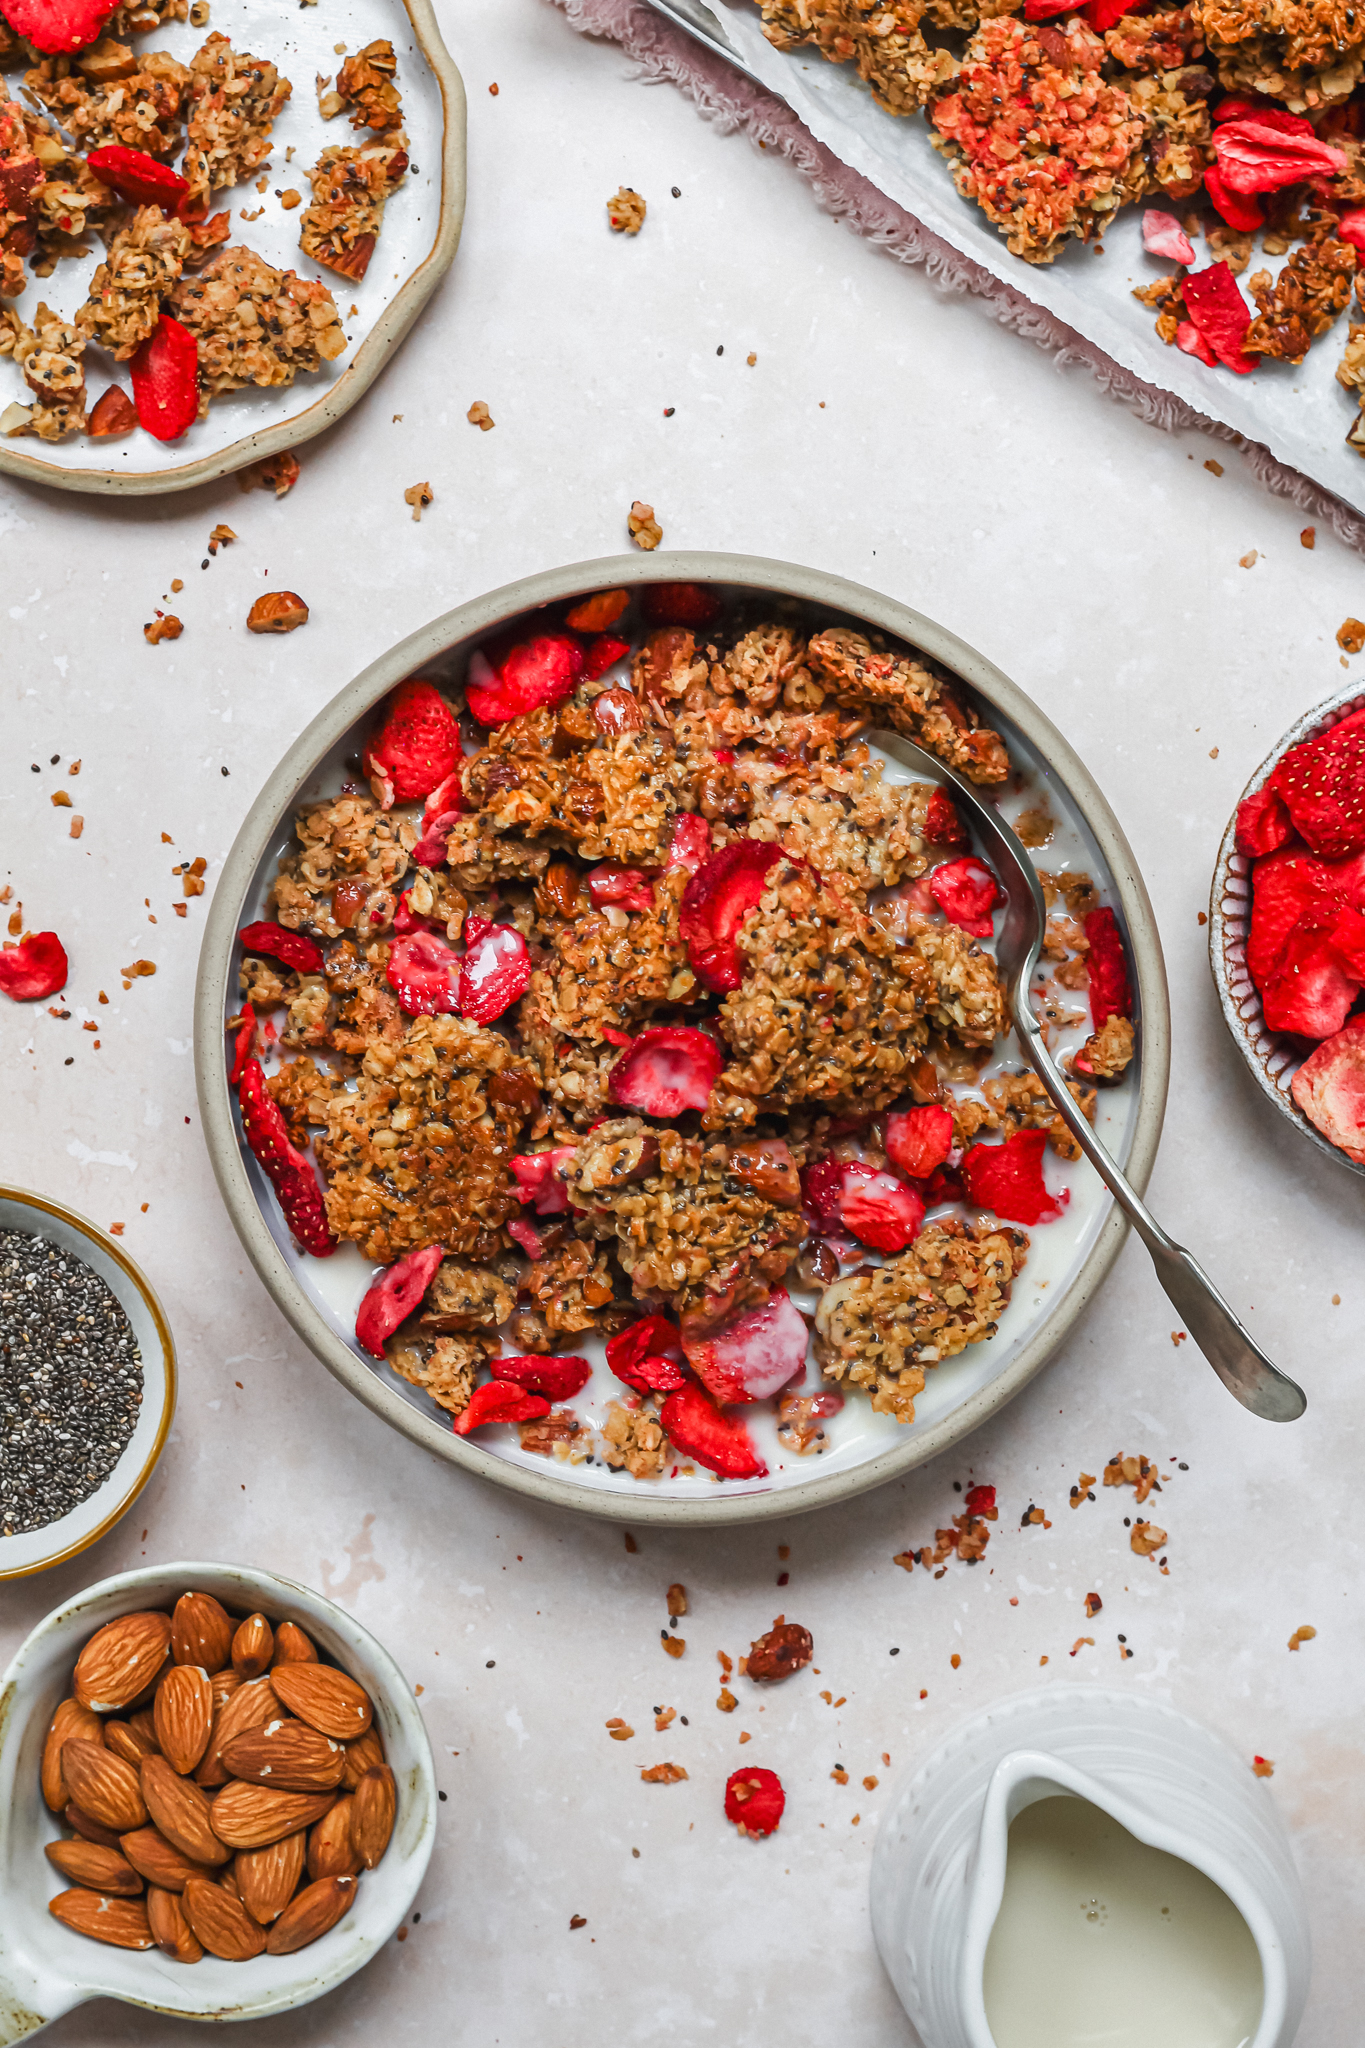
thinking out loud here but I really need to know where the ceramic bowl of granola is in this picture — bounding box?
[1211,681,1365,1172]
[0,0,464,495]
[194,553,1169,1526]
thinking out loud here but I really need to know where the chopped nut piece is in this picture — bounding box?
[466,400,493,431]
[746,1620,813,1682]
[50,791,70,807]
[144,615,183,644]
[654,1706,676,1731]
[208,523,237,553]
[1069,1470,1097,1508]
[607,186,646,234]
[238,449,300,496]
[280,187,301,208]
[1239,551,1258,569]
[69,815,83,839]
[404,480,433,521]
[628,499,662,550]
[1252,1756,1274,1778]
[666,1583,688,1618]
[640,1762,687,1783]
[1338,619,1365,654]
[1301,527,1316,549]
[661,1635,685,1660]
[248,591,309,634]
[1287,1625,1317,1651]
[716,1688,737,1712]
[1130,1519,1167,1557]
[1104,1452,1159,1502]
[87,385,138,438]
[605,1718,634,1741]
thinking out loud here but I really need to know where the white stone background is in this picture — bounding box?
[2,1,1363,2041]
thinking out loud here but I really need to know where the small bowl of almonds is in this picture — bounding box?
[0,1562,436,2037]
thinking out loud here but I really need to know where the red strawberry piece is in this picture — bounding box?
[607,1025,723,1118]
[643,583,721,628]
[507,1218,545,1259]
[411,769,464,865]
[237,1058,336,1256]
[1328,905,1365,979]
[1021,0,1073,20]
[1235,784,1294,858]
[681,1289,808,1404]
[1338,207,1365,255]
[495,1353,592,1400]
[1211,97,1312,131]
[963,1483,997,1516]
[1261,926,1359,1038]
[586,865,657,913]
[592,684,645,735]
[961,1128,1066,1227]
[680,840,785,991]
[925,788,969,849]
[1291,1014,1365,1160]
[928,857,1004,938]
[1083,907,1132,1029]
[237,920,323,974]
[925,1161,965,1205]
[1246,848,1345,990]
[464,632,584,725]
[457,923,531,1024]
[724,1766,785,1837]
[511,1146,576,1215]
[451,1380,552,1435]
[1212,117,1346,195]
[391,890,429,935]
[129,314,199,441]
[838,1165,926,1253]
[355,1242,445,1357]
[885,1104,954,1180]
[565,588,629,634]
[1176,319,1221,368]
[666,812,712,874]
[659,1379,768,1480]
[602,1026,633,1047]
[227,1003,256,1086]
[1180,263,1256,373]
[0,930,67,1001]
[86,145,188,207]
[1270,706,1365,860]
[606,1314,687,1393]
[1084,0,1131,29]
[464,914,492,950]
[1203,165,1266,233]
[583,633,632,681]
[1140,209,1196,265]
[1,0,118,53]
[800,1159,846,1235]
[386,930,460,1016]
[362,679,463,807]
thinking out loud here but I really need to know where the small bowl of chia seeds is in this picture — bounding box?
[0,1188,176,1582]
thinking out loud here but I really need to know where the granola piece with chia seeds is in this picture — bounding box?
[270,793,413,939]
[0,300,85,438]
[1105,8,1204,68]
[599,1396,668,1478]
[524,1235,623,1337]
[334,37,403,132]
[461,708,680,868]
[419,1256,515,1331]
[25,48,191,159]
[239,954,291,1008]
[1194,0,1365,103]
[299,140,406,282]
[743,751,942,898]
[1124,68,1213,197]
[280,974,333,1051]
[266,1053,347,1141]
[1245,228,1357,363]
[805,625,1009,783]
[76,204,192,358]
[181,33,290,215]
[384,1322,497,1418]
[167,243,345,402]
[952,1068,1096,1159]
[520,1407,593,1460]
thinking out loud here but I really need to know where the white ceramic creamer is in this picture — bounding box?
[869,1688,1310,2048]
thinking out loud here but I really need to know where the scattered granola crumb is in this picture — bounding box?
[247,592,308,633]
[109,1222,124,1236]
[489,82,499,95]
[738,1731,752,1745]
[173,903,186,917]
[1301,527,1316,549]
[862,1774,878,1790]
[1130,1519,1167,1557]
[1288,1626,1317,1651]
[280,188,301,208]
[69,763,79,775]
[628,500,662,550]
[1204,459,1223,476]
[69,816,83,840]
[667,1583,688,1617]
[661,1634,685,1660]
[605,1718,634,1741]
[404,481,434,522]
[1084,1591,1102,1618]
[1039,1654,1048,1665]
[608,186,646,234]
[1337,619,1365,654]
[641,1762,687,1783]
[1198,911,1207,925]
[654,1706,675,1731]
[144,616,183,645]
[1105,1452,1160,1502]
[1208,747,1219,760]
[830,1765,848,1783]
[1069,1636,1095,1657]
[50,792,70,808]
[624,1532,638,1553]
[950,1652,961,1669]
[1069,1470,1097,1508]
[170,579,184,594]
[208,523,237,555]
[1332,1293,1341,1305]
[717,1687,737,1712]
[1239,550,1258,569]
[1252,1756,1275,1777]
[569,1914,586,1930]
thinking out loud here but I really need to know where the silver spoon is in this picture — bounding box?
[872,730,1307,1424]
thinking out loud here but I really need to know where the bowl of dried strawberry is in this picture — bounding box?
[195,553,1170,1525]
[1212,685,1365,1171]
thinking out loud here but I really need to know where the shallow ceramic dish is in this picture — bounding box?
[0,1560,436,2041]
[0,0,464,497]
[0,1188,176,1583]
[1210,682,1365,1177]
[194,552,1170,1527]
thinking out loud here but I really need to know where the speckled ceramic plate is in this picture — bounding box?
[194,553,1170,1527]
[0,0,464,496]
[1210,682,1365,1176]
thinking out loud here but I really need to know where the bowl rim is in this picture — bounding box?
[0,0,467,500]
[1209,681,1365,1177]
[0,1186,177,1583]
[193,549,1171,1526]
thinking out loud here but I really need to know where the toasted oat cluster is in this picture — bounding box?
[299,141,407,283]
[181,33,290,215]
[77,204,193,358]
[1194,0,1365,103]
[0,300,87,439]
[333,38,404,133]
[167,244,346,400]
[26,47,192,159]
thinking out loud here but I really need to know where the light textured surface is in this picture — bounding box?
[0,0,1360,2041]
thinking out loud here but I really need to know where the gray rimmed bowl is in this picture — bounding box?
[1210,681,1365,1175]
[193,552,1170,1526]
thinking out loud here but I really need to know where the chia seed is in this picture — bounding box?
[0,1228,143,1538]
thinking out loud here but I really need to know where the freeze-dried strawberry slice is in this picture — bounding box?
[680,840,785,991]
[464,632,583,725]
[1328,905,1365,979]
[355,1243,444,1357]
[457,923,531,1024]
[643,583,720,628]
[800,1160,926,1251]
[129,314,198,441]
[511,1146,576,1215]
[86,145,188,207]
[391,890,430,935]
[724,1766,785,1837]
[1261,926,1358,1038]
[1141,210,1195,265]
[237,1058,336,1256]
[1246,847,1347,990]
[962,1128,1065,1226]
[925,789,969,849]
[1203,165,1265,233]
[1180,263,1256,374]
[1235,785,1294,858]
[1270,707,1365,860]
[1083,907,1132,1029]
[583,633,631,681]
[496,1354,592,1400]
[451,1380,551,1434]
[606,1315,687,1393]
[0,930,67,1000]
[1212,117,1346,195]
[681,1289,808,1404]
[1210,97,1312,131]
[1338,207,1365,256]
[227,1003,256,1086]
[237,921,324,975]
[666,812,711,874]
[608,1026,722,1118]
[2,0,118,54]
[586,865,657,913]
[885,1105,954,1180]
[565,588,629,633]
[1176,319,1220,368]
[929,857,1004,938]
[362,679,462,807]
[387,931,460,1016]
[410,769,463,865]
[659,1380,768,1480]
[507,1219,545,1258]
[1291,1014,1365,1160]
[964,1483,997,1516]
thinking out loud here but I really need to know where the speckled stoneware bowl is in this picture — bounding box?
[1210,682,1365,1177]
[0,1189,176,1583]
[0,1561,436,2040]
[194,552,1171,1527]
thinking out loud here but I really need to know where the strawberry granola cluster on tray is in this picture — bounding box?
[0,0,410,445]
[227,583,1137,1487]
[752,0,1365,450]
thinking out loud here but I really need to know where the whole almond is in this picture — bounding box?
[147,1884,204,1963]
[140,1754,229,1867]
[171,1591,233,1674]
[231,1614,274,1680]
[340,1726,385,1791]
[49,1889,154,1949]
[104,1720,157,1768]
[307,1796,360,1880]
[155,1665,214,1775]
[66,1802,122,1849]
[235,1831,305,1924]
[41,1698,103,1811]
[266,1874,356,1955]
[272,1621,318,1667]
[73,1611,172,1713]
[221,1721,345,1793]
[62,1740,147,1834]
[182,1877,266,1961]
[128,1707,161,1753]
[219,1863,243,1901]
[350,1765,396,1870]
[271,1663,372,1741]
[44,1839,144,1896]
[119,1825,218,1892]
[210,1668,243,1713]
[210,1782,336,1851]
[197,1676,281,1788]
